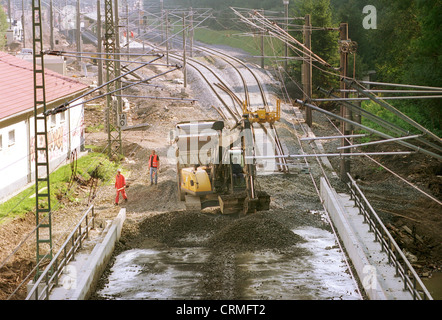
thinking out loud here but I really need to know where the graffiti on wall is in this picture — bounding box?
[30,124,67,164]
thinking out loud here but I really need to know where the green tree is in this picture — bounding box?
[288,0,339,92]
[331,0,441,136]
[0,5,7,49]
[400,0,442,134]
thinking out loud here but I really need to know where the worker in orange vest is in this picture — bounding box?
[148,150,160,185]
[115,168,128,205]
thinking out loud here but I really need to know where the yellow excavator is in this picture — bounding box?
[173,117,270,215]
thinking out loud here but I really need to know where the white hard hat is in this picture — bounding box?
[117,168,121,172]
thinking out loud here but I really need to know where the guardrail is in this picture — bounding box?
[26,204,96,300]
[346,173,433,300]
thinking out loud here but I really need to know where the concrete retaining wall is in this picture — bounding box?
[50,208,126,300]
[320,177,388,300]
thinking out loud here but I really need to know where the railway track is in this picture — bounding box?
[165,43,289,173]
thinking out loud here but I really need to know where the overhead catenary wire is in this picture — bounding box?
[295,99,442,160]
[44,54,167,116]
[344,78,442,144]
[315,87,442,153]
[238,6,442,213]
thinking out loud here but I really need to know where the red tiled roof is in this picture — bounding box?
[0,51,88,120]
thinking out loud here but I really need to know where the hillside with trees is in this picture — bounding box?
[154,0,440,135]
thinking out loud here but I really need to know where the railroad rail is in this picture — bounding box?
[165,44,289,173]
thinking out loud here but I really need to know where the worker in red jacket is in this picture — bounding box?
[115,168,128,205]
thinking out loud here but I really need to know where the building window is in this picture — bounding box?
[60,111,66,123]
[8,130,15,146]
[0,134,2,151]
[51,114,56,127]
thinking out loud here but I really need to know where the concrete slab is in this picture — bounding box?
[337,193,412,300]
[49,208,126,300]
[320,177,413,300]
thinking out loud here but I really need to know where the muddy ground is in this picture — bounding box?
[0,42,441,299]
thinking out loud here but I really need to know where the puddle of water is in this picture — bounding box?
[239,226,361,300]
[422,272,442,300]
[98,248,211,300]
[97,227,361,300]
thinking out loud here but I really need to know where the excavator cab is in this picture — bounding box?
[229,149,246,191]
[175,119,270,215]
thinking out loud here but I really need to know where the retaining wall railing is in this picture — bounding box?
[346,173,432,300]
[26,204,96,300]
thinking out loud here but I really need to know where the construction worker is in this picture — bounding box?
[115,168,128,205]
[148,150,160,185]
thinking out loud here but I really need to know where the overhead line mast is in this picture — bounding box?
[32,0,53,278]
[104,0,123,159]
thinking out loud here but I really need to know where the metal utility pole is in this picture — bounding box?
[160,0,164,42]
[104,0,122,159]
[339,22,351,182]
[76,0,82,62]
[165,10,169,65]
[125,0,130,55]
[261,27,265,69]
[260,9,265,69]
[49,0,54,50]
[303,14,312,127]
[283,0,289,72]
[189,8,194,58]
[97,0,103,86]
[21,0,26,47]
[114,0,123,143]
[32,0,53,278]
[183,12,187,88]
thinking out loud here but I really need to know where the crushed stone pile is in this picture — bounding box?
[207,213,306,251]
[125,210,306,252]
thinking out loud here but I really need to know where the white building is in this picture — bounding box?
[0,52,88,201]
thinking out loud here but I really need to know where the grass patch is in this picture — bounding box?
[193,28,284,65]
[85,123,104,133]
[0,152,119,223]
[354,100,422,143]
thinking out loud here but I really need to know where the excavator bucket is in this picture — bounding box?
[218,191,270,215]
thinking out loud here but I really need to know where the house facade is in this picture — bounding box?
[0,52,88,201]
